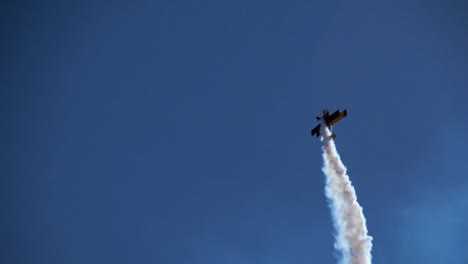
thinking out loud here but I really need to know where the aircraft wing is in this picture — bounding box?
[326,109,347,126]
[310,124,321,137]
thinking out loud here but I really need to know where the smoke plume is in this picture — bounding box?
[320,124,373,264]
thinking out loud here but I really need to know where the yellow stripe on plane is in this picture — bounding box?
[327,112,346,126]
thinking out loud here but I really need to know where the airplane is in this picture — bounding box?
[311,109,347,140]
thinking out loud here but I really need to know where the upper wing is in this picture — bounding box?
[325,109,347,126]
[310,124,321,137]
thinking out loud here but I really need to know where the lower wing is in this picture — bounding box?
[310,124,321,137]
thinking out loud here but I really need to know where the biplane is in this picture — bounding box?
[311,109,347,140]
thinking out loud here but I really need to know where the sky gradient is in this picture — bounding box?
[1,0,468,263]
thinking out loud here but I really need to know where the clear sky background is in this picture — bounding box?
[1,0,467,263]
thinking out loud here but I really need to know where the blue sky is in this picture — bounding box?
[1,0,467,263]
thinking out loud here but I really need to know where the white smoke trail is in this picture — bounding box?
[320,124,373,264]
